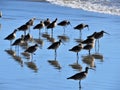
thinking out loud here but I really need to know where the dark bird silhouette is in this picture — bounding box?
[47,39,62,59]
[33,21,44,38]
[24,44,39,60]
[4,29,17,48]
[83,43,94,55]
[44,18,51,33]
[17,24,30,35]
[47,18,58,37]
[67,67,94,88]
[26,17,36,26]
[25,17,36,33]
[74,23,89,39]
[69,43,83,60]
[12,35,24,53]
[93,30,110,52]
[57,20,71,34]
[82,36,95,44]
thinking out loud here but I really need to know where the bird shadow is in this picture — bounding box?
[57,34,70,43]
[92,53,104,62]
[48,59,62,70]
[69,59,82,71]
[82,54,96,68]
[25,61,38,73]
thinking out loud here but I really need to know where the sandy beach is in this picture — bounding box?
[0,0,120,90]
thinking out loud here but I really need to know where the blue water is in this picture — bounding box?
[0,0,120,90]
[46,0,120,16]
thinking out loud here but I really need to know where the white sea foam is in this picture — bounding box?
[46,0,120,16]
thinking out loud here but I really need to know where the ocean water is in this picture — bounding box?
[46,0,120,16]
[0,0,120,90]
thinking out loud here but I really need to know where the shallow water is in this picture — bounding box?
[0,0,120,90]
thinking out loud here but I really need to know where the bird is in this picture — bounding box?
[74,23,89,39]
[24,44,39,60]
[4,29,17,48]
[25,17,36,33]
[44,18,51,33]
[82,36,95,44]
[33,21,44,38]
[57,20,71,34]
[93,30,110,52]
[67,67,94,88]
[23,33,32,42]
[17,24,30,35]
[69,43,83,60]
[12,35,24,52]
[26,17,36,26]
[47,18,58,37]
[83,43,94,55]
[47,39,62,59]
[87,32,97,39]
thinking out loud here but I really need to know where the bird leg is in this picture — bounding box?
[98,39,100,52]
[95,39,97,53]
[77,52,79,61]
[63,27,66,35]
[79,30,82,39]
[10,40,12,50]
[79,80,82,89]
[39,29,41,39]
[31,53,33,61]
[88,49,91,55]
[55,49,57,60]
[51,28,53,38]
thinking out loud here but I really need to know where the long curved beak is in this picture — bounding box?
[89,67,95,71]
[104,31,110,35]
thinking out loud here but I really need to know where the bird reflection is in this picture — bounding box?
[12,55,23,67]
[5,49,16,57]
[82,55,96,68]
[92,53,104,62]
[34,38,44,48]
[57,35,70,42]
[74,38,83,44]
[25,61,38,72]
[42,33,55,43]
[21,52,30,60]
[48,60,61,70]
[69,60,82,71]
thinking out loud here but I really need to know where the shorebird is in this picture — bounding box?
[82,36,95,44]
[57,20,71,34]
[17,24,30,35]
[83,43,94,55]
[69,43,83,60]
[25,17,36,33]
[87,32,97,39]
[67,67,94,88]
[0,11,2,18]
[33,21,44,38]
[26,17,36,26]
[47,18,58,37]
[44,18,51,33]
[47,39,62,59]
[12,35,24,52]
[74,23,89,39]
[24,44,39,60]
[23,33,32,42]
[93,30,110,52]
[4,29,17,48]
